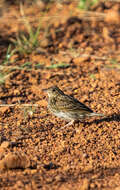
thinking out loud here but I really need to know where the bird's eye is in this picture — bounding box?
[52,89,55,92]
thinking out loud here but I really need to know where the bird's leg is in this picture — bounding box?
[58,120,74,131]
[64,120,75,128]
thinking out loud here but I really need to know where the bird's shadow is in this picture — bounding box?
[84,113,120,126]
[54,113,120,132]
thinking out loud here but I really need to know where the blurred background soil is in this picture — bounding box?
[0,0,120,189]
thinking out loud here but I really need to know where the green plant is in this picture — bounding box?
[20,62,33,69]
[46,62,70,69]
[108,59,120,69]
[23,105,36,120]
[0,72,11,84]
[0,44,16,84]
[11,3,43,55]
[2,44,17,65]
[78,0,98,10]
[89,73,96,80]
[0,73,6,84]
[110,58,118,65]
[18,62,44,70]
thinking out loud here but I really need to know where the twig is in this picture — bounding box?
[0,104,39,107]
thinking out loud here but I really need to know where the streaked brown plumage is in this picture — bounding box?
[44,86,104,128]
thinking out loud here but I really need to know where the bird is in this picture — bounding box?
[44,86,104,130]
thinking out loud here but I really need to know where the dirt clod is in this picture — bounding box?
[0,152,30,170]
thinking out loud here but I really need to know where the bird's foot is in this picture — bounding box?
[58,120,74,131]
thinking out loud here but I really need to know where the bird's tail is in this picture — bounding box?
[89,112,104,117]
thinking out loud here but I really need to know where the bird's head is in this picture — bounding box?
[43,86,64,98]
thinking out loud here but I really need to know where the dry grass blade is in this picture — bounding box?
[20,3,32,37]
[108,0,120,2]
[77,10,106,21]
[0,104,39,107]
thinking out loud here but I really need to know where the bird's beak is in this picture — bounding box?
[42,88,48,93]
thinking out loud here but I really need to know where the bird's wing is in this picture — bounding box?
[56,94,93,113]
